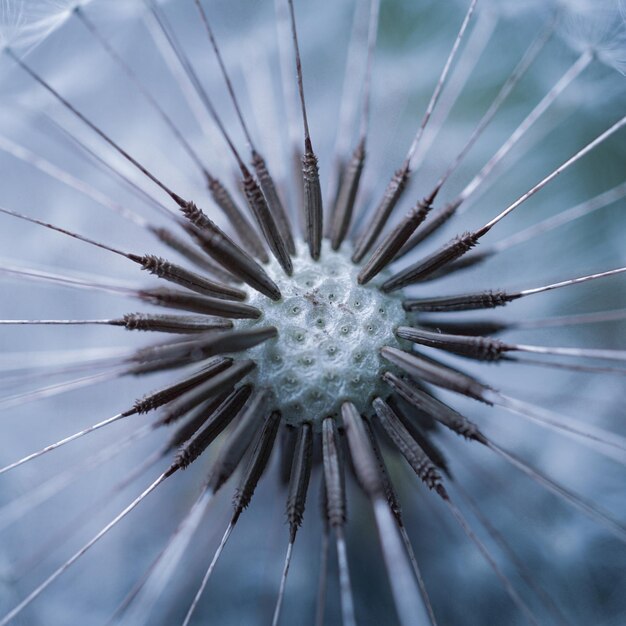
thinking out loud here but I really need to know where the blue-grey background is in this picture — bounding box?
[0,0,625,624]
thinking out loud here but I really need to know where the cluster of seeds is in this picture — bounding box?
[240,240,407,425]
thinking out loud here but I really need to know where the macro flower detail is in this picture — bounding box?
[238,240,407,425]
[0,0,625,625]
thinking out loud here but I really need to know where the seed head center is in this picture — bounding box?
[238,240,407,427]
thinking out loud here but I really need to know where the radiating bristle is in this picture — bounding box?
[149,227,237,281]
[132,357,233,414]
[392,115,625,287]
[3,44,284,305]
[381,347,492,403]
[5,47,181,202]
[401,328,626,364]
[286,422,314,541]
[486,393,626,464]
[180,207,282,300]
[351,0,477,263]
[363,418,438,625]
[0,204,247,302]
[314,486,330,626]
[165,391,233,451]
[342,402,433,626]
[416,318,511,337]
[383,372,485,442]
[240,164,294,275]
[74,6,210,180]
[205,175,270,263]
[286,0,323,260]
[397,326,510,362]
[0,470,172,626]
[138,288,261,318]
[232,410,282,516]
[0,134,148,230]
[398,49,607,256]
[452,477,569,625]
[322,417,355,626]
[121,313,233,334]
[327,0,379,250]
[175,385,252,469]
[15,445,165,588]
[443,498,540,625]
[330,138,366,251]
[271,421,313,626]
[179,407,279,626]
[193,0,295,257]
[352,162,410,264]
[154,361,255,426]
[0,407,134,477]
[321,418,347,529]
[403,290,518,313]
[357,191,435,284]
[132,254,245,300]
[373,398,445,494]
[0,423,152,534]
[205,389,270,493]
[486,441,626,543]
[251,150,297,255]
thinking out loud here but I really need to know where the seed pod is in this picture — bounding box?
[341,402,385,499]
[241,165,293,275]
[382,372,487,443]
[232,410,282,517]
[362,418,403,525]
[383,231,480,291]
[150,225,235,281]
[417,319,511,337]
[381,347,492,403]
[175,385,252,469]
[120,313,233,334]
[330,138,366,251]
[132,357,232,415]
[373,398,445,493]
[165,390,233,451]
[251,150,296,255]
[352,162,410,263]
[399,199,460,257]
[286,422,313,540]
[358,194,433,285]
[206,390,270,493]
[181,201,281,301]
[302,143,323,261]
[403,289,517,313]
[322,417,347,528]
[139,288,262,319]
[157,361,255,426]
[207,175,269,262]
[131,254,246,300]
[397,326,511,361]
[387,397,451,476]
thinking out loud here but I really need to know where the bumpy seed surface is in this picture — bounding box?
[237,241,407,426]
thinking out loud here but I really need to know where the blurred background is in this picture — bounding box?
[0,0,625,624]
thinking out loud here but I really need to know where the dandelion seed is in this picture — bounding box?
[0,1,625,625]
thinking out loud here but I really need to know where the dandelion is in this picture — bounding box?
[0,0,625,625]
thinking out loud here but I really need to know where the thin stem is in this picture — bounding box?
[0,471,172,626]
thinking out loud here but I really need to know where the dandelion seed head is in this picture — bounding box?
[238,239,406,426]
[0,0,625,624]
[0,0,89,53]
[559,0,626,74]
[477,0,557,18]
